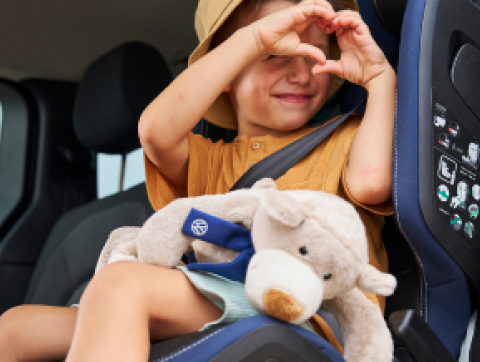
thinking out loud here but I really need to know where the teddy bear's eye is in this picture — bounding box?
[299,246,308,255]
[324,274,332,281]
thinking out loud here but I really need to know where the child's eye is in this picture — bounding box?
[266,55,290,62]
[305,57,317,67]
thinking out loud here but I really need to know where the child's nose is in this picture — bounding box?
[286,57,313,85]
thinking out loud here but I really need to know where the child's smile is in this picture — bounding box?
[274,93,313,103]
[228,0,330,138]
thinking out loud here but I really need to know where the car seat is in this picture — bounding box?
[147,0,480,361]
[0,78,96,314]
[20,42,172,307]
[392,0,480,361]
[13,0,479,360]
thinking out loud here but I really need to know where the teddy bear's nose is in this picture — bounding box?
[263,289,304,322]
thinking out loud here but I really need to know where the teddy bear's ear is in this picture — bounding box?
[261,189,308,227]
[252,178,278,190]
[356,264,397,296]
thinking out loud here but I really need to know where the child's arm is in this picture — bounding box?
[347,67,396,205]
[139,29,260,193]
[314,11,396,206]
[139,2,335,193]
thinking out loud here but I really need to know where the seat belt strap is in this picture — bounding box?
[230,98,366,191]
[181,99,366,282]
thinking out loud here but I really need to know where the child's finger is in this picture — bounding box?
[331,16,359,30]
[312,59,344,77]
[295,43,327,65]
[300,0,335,13]
[330,12,367,35]
[316,16,333,32]
[283,4,336,38]
[332,9,364,21]
[295,3,336,23]
[334,15,365,31]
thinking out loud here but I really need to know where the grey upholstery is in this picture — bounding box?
[25,184,153,305]
[23,42,172,306]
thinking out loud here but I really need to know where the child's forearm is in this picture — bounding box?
[345,66,396,205]
[139,27,259,155]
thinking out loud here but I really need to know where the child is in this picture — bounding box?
[0,0,396,361]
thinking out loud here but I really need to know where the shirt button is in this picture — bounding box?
[252,142,260,149]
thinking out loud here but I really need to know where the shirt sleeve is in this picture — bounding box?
[143,132,216,211]
[186,132,216,198]
[143,152,186,211]
[340,163,394,216]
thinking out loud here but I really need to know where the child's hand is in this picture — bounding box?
[313,10,392,89]
[248,1,336,65]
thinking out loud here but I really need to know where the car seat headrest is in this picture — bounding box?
[367,0,408,41]
[73,42,173,154]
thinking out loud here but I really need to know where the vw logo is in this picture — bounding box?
[191,219,208,236]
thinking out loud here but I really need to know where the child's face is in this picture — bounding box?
[229,1,330,137]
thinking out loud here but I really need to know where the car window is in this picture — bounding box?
[0,101,3,148]
[97,148,145,199]
[124,149,145,191]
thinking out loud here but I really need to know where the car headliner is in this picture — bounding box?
[0,0,199,81]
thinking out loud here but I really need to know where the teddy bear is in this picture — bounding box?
[95,178,396,362]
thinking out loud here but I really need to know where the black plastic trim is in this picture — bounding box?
[450,44,480,120]
[389,310,455,362]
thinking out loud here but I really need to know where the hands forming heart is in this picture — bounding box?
[249,0,391,89]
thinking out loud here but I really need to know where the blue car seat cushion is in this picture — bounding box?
[394,0,471,358]
[357,0,399,67]
[366,0,408,41]
[151,315,344,362]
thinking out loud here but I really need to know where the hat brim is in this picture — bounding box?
[189,0,359,130]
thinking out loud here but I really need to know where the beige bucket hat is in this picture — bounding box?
[189,0,359,130]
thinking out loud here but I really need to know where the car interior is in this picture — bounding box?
[0,0,480,361]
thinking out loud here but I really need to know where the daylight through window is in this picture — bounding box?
[0,101,3,149]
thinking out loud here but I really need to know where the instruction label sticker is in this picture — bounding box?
[437,155,457,185]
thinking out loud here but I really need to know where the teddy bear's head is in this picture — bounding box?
[245,183,396,324]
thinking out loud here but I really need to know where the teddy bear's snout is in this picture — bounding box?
[263,289,304,322]
[245,249,324,324]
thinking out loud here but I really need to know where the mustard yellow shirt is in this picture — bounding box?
[144,114,393,351]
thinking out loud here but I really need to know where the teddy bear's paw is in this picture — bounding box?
[251,178,277,190]
[344,343,393,362]
[357,264,397,296]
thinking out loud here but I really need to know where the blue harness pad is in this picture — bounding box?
[182,208,254,282]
